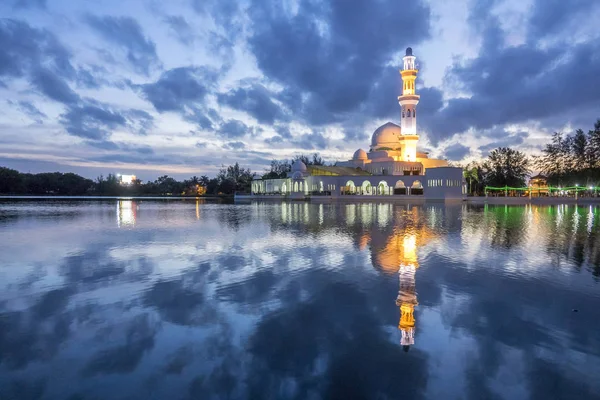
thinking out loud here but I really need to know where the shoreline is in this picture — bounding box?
[0,195,231,200]
[235,194,600,205]
[1,195,599,205]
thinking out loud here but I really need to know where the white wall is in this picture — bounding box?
[424,167,464,199]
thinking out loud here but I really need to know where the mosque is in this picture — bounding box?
[249,47,464,200]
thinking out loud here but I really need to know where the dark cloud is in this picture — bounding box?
[218,82,288,124]
[164,15,195,45]
[217,119,249,139]
[60,103,127,140]
[420,1,600,144]
[135,67,217,112]
[86,15,159,75]
[31,67,80,104]
[8,100,47,124]
[444,143,470,161]
[478,130,529,153]
[527,0,599,41]
[293,131,328,150]
[0,19,74,81]
[222,141,246,150]
[245,0,431,125]
[185,107,221,131]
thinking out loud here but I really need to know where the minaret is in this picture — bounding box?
[398,47,420,162]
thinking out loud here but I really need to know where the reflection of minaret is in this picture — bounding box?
[396,233,418,351]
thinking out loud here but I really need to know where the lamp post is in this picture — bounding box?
[575,184,579,201]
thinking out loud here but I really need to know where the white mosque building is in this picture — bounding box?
[249,47,464,200]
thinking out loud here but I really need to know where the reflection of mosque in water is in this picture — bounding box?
[366,209,435,351]
[272,201,446,350]
[117,200,137,227]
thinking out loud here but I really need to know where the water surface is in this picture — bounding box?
[1,200,599,399]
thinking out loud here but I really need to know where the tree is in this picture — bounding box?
[263,160,291,179]
[588,119,600,168]
[293,153,326,166]
[463,163,480,195]
[483,147,530,187]
[536,132,570,185]
[0,167,23,194]
[572,129,589,170]
[216,162,253,194]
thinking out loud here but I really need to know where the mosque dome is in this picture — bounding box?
[291,160,307,172]
[371,122,402,148]
[353,148,368,160]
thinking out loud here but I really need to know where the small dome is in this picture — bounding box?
[291,160,307,172]
[371,122,401,148]
[353,148,368,160]
[406,47,413,56]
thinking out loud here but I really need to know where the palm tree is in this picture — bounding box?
[463,164,479,195]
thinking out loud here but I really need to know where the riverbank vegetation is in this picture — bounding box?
[463,119,600,195]
[0,163,253,196]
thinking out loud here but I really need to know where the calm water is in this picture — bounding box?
[1,200,599,400]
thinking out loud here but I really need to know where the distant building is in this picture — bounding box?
[529,174,549,197]
[118,174,137,185]
[249,47,465,200]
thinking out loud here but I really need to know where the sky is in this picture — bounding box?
[1,0,600,180]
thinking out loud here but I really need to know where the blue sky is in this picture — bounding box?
[1,0,599,180]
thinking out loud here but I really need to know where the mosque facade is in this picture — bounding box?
[249,47,465,200]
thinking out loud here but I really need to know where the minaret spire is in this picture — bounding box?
[398,47,420,161]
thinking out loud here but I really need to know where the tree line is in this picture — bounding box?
[463,119,600,195]
[0,162,254,196]
[262,153,327,179]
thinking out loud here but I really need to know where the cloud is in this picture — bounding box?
[185,107,222,131]
[135,67,217,112]
[222,141,246,150]
[264,135,283,145]
[293,131,328,150]
[31,67,80,104]
[60,103,127,140]
[164,15,195,45]
[420,1,600,144]
[8,100,47,124]
[0,19,74,80]
[527,0,600,41]
[246,0,431,125]
[444,143,470,161]
[217,119,249,139]
[478,130,529,153]
[86,15,159,75]
[218,82,288,124]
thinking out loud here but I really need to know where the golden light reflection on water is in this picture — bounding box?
[117,200,137,228]
[276,201,445,350]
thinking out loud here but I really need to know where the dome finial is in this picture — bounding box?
[406,47,413,56]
